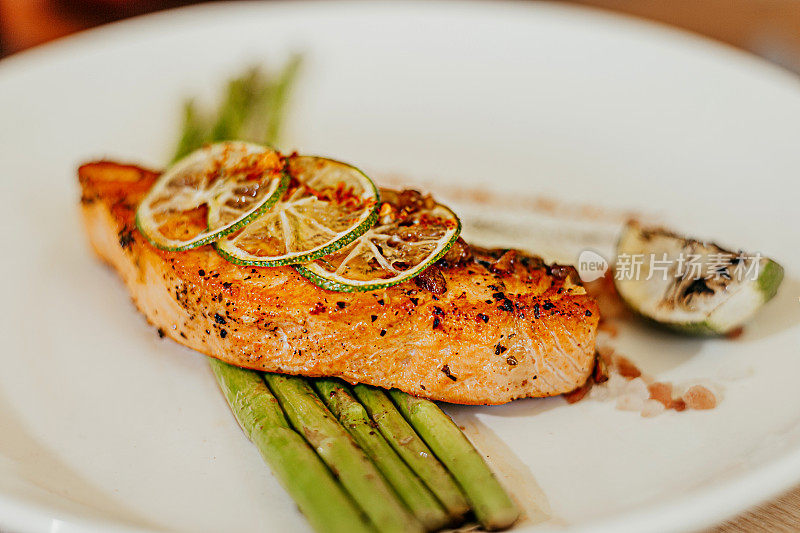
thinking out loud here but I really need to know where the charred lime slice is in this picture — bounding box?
[295,190,461,292]
[614,221,783,335]
[136,142,288,251]
[214,155,379,267]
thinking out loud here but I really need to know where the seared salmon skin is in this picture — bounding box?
[79,161,599,404]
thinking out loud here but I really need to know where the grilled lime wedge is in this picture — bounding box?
[295,193,461,292]
[614,221,783,335]
[136,142,288,251]
[214,155,379,267]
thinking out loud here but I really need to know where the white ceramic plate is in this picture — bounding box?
[1,2,799,532]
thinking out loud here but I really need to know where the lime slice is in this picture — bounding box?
[614,221,784,335]
[295,192,461,292]
[136,142,288,251]
[214,155,379,266]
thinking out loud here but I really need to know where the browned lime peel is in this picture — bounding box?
[614,221,783,335]
[136,142,288,251]
[296,195,461,292]
[214,155,380,267]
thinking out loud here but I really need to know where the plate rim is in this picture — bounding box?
[1,2,799,532]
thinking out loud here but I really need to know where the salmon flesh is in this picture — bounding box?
[79,161,599,404]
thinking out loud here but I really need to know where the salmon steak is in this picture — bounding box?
[79,161,599,405]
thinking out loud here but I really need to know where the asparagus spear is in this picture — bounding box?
[264,373,423,533]
[188,62,374,533]
[194,60,518,532]
[263,54,302,147]
[173,56,300,161]
[352,385,469,521]
[172,100,210,162]
[204,56,302,149]
[389,391,519,531]
[208,359,373,533]
[315,380,453,531]
[210,67,263,142]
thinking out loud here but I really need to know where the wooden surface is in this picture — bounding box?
[571,0,800,74]
[711,486,800,532]
[1,1,799,531]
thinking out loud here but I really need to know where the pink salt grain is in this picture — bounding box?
[648,382,674,408]
[641,399,666,418]
[615,356,642,379]
[683,385,717,410]
[670,398,687,412]
[616,393,645,412]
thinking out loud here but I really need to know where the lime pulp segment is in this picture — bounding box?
[136,142,288,251]
[214,155,380,266]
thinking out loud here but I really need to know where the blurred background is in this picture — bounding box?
[1,0,800,75]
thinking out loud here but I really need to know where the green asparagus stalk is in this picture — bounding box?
[352,385,469,521]
[208,359,373,533]
[264,54,302,146]
[187,61,374,533]
[172,100,210,162]
[173,56,302,162]
[210,67,263,142]
[264,373,423,533]
[315,380,453,531]
[389,391,519,531]
[191,60,520,532]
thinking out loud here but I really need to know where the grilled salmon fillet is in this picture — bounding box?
[79,161,599,404]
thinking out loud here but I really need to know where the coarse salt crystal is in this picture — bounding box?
[648,382,674,407]
[615,355,642,379]
[683,385,717,410]
[625,377,649,398]
[605,373,628,395]
[641,399,666,418]
[616,393,646,412]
